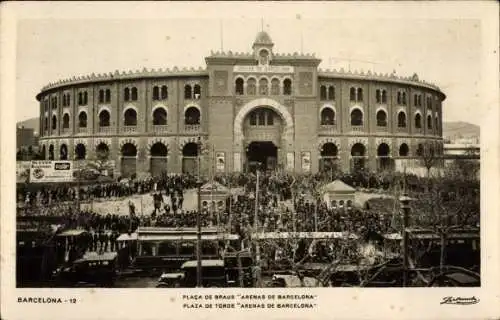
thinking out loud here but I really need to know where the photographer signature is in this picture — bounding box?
[440,296,480,305]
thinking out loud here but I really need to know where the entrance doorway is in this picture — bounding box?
[246,141,277,172]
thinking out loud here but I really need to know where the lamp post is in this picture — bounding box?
[196,137,203,287]
[399,194,413,287]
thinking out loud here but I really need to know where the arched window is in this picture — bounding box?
[105,89,111,102]
[51,115,57,130]
[283,79,292,95]
[321,143,338,157]
[427,115,433,130]
[328,86,335,101]
[382,90,387,103]
[150,142,168,157]
[350,109,363,126]
[397,92,402,105]
[418,95,422,107]
[44,117,48,131]
[259,78,268,95]
[75,144,86,160]
[399,143,409,157]
[78,111,87,128]
[152,86,159,100]
[249,112,257,125]
[247,79,256,95]
[351,143,366,157]
[124,108,137,126]
[259,49,269,65]
[124,88,130,101]
[376,89,381,103]
[96,143,110,159]
[131,87,138,101]
[62,113,70,129]
[357,88,363,101]
[235,78,244,95]
[267,110,274,125]
[153,108,167,125]
[376,110,387,127]
[161,85,168,100]
[78,92,83,106]
[402,92,407,105]
[415,113,422,129]
[320,85,327,100]
[271,79,280,95]
[185,107,200,125]
[121,143,137,157]
[377,143,390,157]
[350,87,356,101]
[435,117,439,131]
[60,144,68,160]
[182,142,198,157]
[83,92,88,105]
[184,84,192,99]
[320,108,335,125]
[99,90,104,103]
[397,112,407,128]
[416,144,424,156]
[258,110,266,125]
[193,84,201,99]
[48,145,54,160]
[99,110,110,127]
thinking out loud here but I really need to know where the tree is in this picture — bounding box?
[418,141,441,179]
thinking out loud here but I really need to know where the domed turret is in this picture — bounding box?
[254,31,273,46]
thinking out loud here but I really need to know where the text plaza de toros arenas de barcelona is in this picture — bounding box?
[36,31,445,177]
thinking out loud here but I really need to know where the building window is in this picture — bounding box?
[161,85,168,100]
[99,90,105,103]
[78,92,83,106]
[271,79,280,95]
[382,90,387,103]
[350,87,356,101]
[328,86,335,101]
[78,111,87,128]
[105,89,111,102]
[435,117,439,131]
[320,108,335,125]
[427,115,433,130]
[184,85,192,99]
[131,87,138,101]
[414,94,418,106]
[44,117,48,131]
[402,92,407,105]
[259,49,269,65]
[283,79,292,95]
[397,112,407,128]
[99,110,110,127]
[350,109,363,126]
[51,115,57,130]
[418,95,422,107]
[267,110,274,125]
[258,110,265,125]
[235,78,244,95]
[376,89,381,103]
[152,86,159,100]
[376,110,387,127]
[397,92,402,105]
[416,143,424,156]
[415,113,422,129]
[399,143,409,157]
[62,114,70,129]
[247,79,256,96]
[185,107,200,125]
[193,84,201,99]
[320,85,327,100]
[357,88,363,102]
[153,108,167,125]
[259,78,268,95]
[249,112,257,125]
[124,88,130,101]
[124,108,137,126]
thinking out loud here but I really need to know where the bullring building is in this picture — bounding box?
[36,31,445,177]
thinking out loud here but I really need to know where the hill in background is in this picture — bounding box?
[17,117,39,133]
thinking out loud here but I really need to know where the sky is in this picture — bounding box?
[14,3,489,126]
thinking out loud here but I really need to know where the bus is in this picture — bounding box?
[131,227,240,273]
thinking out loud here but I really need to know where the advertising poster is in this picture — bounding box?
[29,160,74,183]
[216,152,225,172]
[301,152,311,172]
[16,161,31,183]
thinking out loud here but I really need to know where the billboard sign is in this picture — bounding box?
[29,160,74,183]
